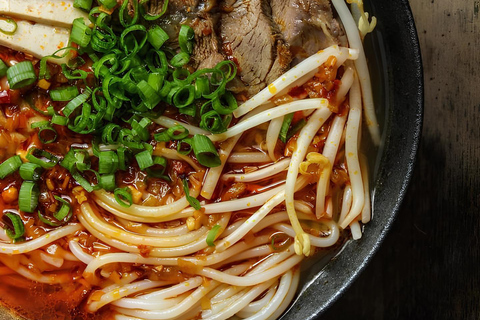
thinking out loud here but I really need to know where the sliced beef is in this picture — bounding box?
[147,0,225,70]
[218,0,292,96]
[189,14,225,70]
[270,0,345,65]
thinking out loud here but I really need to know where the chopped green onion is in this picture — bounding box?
[37,211,61,227]
[286,119,307,141]
[98,0,117,9]
[70,18,92,47]
[146,156,168,179]
[51,114,68,126]
[53,196,71,221]
[0,17,17,36]
[120,24,147,55]
[135,150,153,170]
[206,224,222,247]
[179,25,194,54]
[98,151,118,174]
[114,187,133,207]
[131,118,152,142]
[0,59,8,77]
[200,110,228,134]
[173,85,195,109]
[212,91,238,115]
[137,80,161,109]
[182,179,201,210]
[31,121,57,144]
[99,174,116,191]
[26,149,59,169]
[3,212,24,241]
[19,163,43,181]
[154,131,170,142]
[7,61,36,89]
[117,147,128,171]
[71,169,97,193]
[147,26,169,50]
[177,138,193,155]
[74,0,93,11]
[167,125,189,140]
[50,87,80,101]
[63,87,93,117]
[194,76,210,98]
[192,134,221,167]
[140,0,168,20]
[0,155,22,179]
[119,0,138,27]
[279,113,294,143]
[170,52,190,68]
[18,181,39,213]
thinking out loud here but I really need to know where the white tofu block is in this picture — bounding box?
[0,20,71,64]
[0,0,88,28]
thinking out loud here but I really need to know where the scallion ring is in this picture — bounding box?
[0,155,22,179]
[18,181,39,213]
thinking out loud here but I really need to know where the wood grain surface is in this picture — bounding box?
[322,1,480,319]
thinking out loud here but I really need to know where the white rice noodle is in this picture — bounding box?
[222,158,290,182]
[78,208,231,259]
[285,107,332,256]
[235,283,277,318]
[240,271,294,320]
[153,116,210,135]
[0,255,69,284]
[93,187,200,219]
[350,220,363,240]
[197,253,302,287]
[210,99,330,142]
[113,265,248,319]
[272,221,340,248]
[87,279,169,312]
[93,197,193,223]
[202,279,277,320]
[80,203,209,247]
[39,252,64,268]
[112,277,203,309]
[214,176,309,252]
[332,0,380,145]
[83,235,272,277]
[360,153,372,223]
[227,152,271,163]
[339,77,365,229]
[185,182,289,215]
[69,240,94,264]
[234,46,359,118]
[266,117,284,161]
[0,224,83,254]
[265,268,300,320]
[338,185,353,223]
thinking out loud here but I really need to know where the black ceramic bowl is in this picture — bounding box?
[280,0,423,319]
[0,1,422,319]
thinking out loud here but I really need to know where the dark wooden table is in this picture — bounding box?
[322,1,480,319]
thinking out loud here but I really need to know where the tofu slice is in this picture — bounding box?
[0,0,88,28]
[0,20,71,64]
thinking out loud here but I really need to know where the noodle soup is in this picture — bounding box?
[0,0,378,319]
